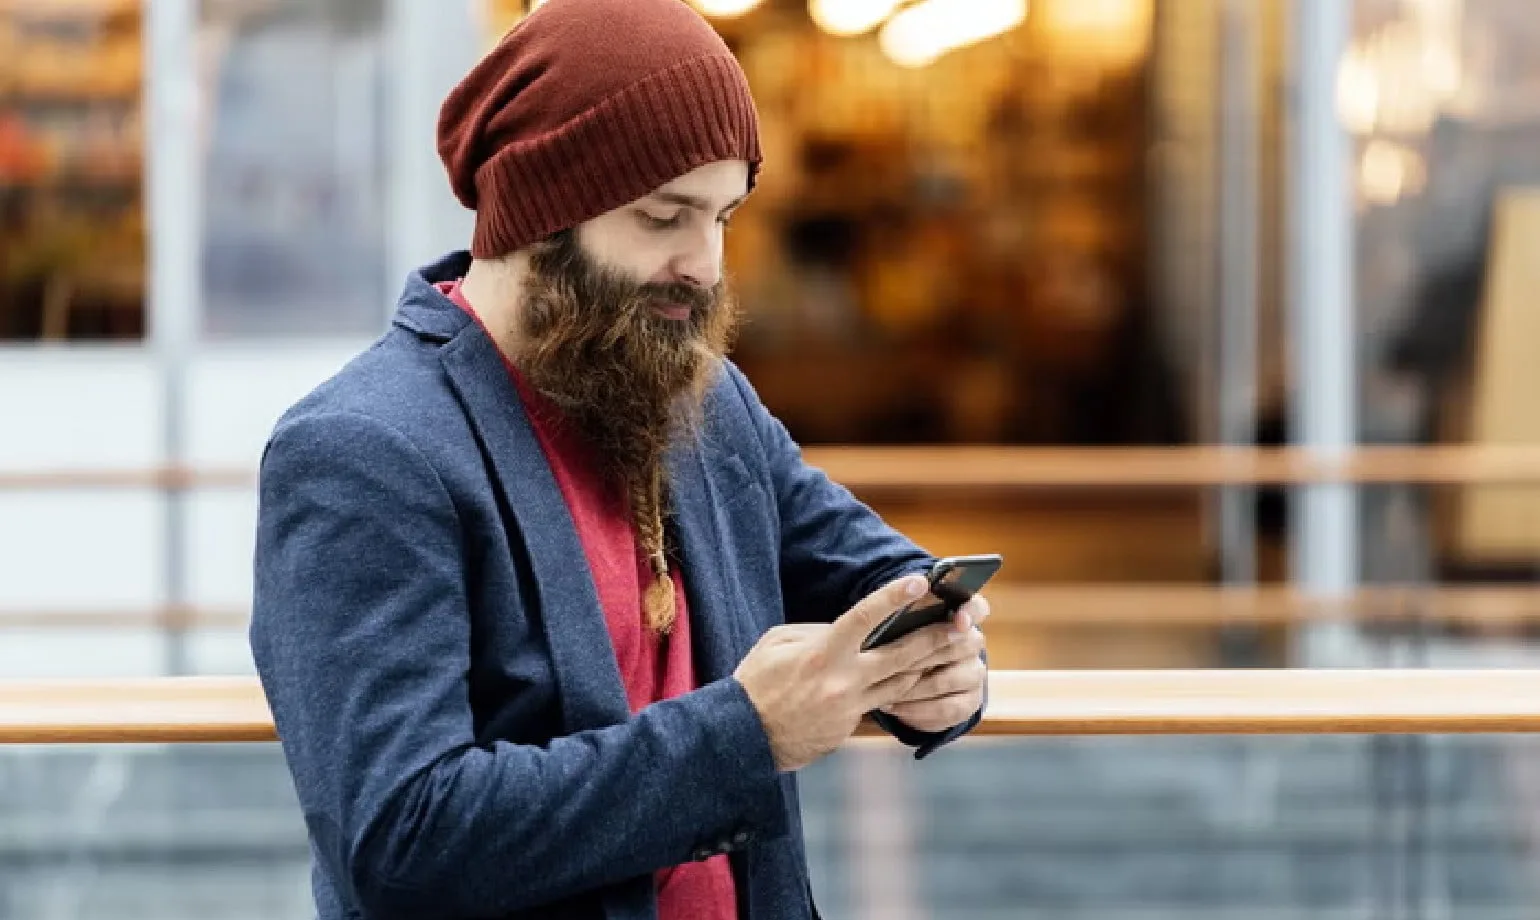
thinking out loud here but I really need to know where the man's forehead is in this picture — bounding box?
[646,160,751,208]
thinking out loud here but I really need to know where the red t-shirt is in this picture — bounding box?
[438,280,737,920]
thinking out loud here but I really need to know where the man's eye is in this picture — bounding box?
[639,211,682,229]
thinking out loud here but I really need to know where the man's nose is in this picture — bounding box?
[671,228,724,290]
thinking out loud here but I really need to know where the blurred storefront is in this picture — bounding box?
[0,0,144,340]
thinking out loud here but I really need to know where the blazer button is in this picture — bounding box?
[692,846,713,862]
[732,830,751,847]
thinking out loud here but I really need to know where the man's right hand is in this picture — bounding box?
[732,574,970,772]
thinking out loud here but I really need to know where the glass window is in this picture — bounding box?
[0,0,145,342]
[196,0,387,339]
[1350,0,1540,447]
[1345,0,1540,584]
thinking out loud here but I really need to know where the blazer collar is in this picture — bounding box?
[393,250,476,343]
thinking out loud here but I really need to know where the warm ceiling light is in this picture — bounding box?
[1034,0,1150,65]
[879,0,1027,68]
[808,0,901,36]
[694,0,766,16]
[1336,48,1380,135]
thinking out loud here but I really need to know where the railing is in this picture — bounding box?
[10,445,1540,491]
[8,446,1540,630]
[10,669,1540,745]
[7,584,1540,630]
[8,448,1540,742]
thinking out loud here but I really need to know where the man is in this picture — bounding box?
[249,0,989,917]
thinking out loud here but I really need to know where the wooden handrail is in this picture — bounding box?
[12,446,1540,491]
[0,677,275,744]
[806,445,1540,488]
[0,606,250,630]
[10,584,1540,631]
[979,584,1540,626]
[0,468,255,491]
[9,670,1540,744]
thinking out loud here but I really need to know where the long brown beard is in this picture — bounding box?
[509,230,742,633]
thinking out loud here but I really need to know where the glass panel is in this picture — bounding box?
[1348,0,1540,588]
[4,737,1539,918]
[0,745,311,917]
[196,0,387,340]
[0,0,146,341]
[889,734,1540,919]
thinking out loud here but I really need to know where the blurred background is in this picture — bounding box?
[7,0,1540,916]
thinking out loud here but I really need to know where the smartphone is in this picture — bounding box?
[861,553,1003,651]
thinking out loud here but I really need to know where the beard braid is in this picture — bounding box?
[509,229,743,633]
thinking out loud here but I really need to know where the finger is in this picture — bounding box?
[864,667,925,712]
[959,594,990,627]
[899,656,987,702]
[904,625,986,674]
[828,573,928,656]
[861,619,963,681]
[880,690,982,728]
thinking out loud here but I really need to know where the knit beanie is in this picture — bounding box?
[437,0,762,259]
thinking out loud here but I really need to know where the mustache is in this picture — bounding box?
[590,279,716,350]
[628,280,717,325]
[637,280,713,311]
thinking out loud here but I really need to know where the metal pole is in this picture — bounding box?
[1216,0,1262,663]
[1288,0,1361,665]
[145,0,200,676]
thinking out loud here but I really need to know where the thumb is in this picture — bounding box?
[829,573,928,656]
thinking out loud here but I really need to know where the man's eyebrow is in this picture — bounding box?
[648,191,747,213]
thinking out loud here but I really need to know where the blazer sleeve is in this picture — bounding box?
[721,363,984,759]
[250,409,788,919]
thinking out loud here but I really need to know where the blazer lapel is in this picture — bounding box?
[669,438,751,685]
[438,328,631,733]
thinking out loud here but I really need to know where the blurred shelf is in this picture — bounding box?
[0,172,141,191]
[0,84,140,103]
[0,0,140,20]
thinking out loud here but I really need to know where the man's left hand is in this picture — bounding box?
[878,594,989,732]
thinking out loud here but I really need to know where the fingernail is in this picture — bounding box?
[905,577,926,597]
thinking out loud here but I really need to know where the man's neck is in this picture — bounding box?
[459,255,528,358]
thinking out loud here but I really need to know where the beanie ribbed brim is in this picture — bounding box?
[470,53,761,259]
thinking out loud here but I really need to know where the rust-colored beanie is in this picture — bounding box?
[437,0,762,259]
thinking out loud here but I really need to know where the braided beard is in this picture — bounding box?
[509,230,742,633]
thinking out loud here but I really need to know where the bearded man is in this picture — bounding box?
[249,1,989,918]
